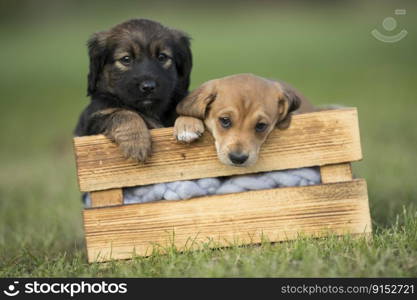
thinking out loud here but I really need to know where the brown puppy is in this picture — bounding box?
[174,73,314,167]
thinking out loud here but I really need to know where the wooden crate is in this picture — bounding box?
[73,108,372,263]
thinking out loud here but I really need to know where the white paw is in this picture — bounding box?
[177,130,200,143]
[174,116,205,143]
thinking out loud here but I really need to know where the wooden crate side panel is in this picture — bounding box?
[74,108,363,192]
[320,163,353,183]
[83,179,371,262]
[90,188,123,208]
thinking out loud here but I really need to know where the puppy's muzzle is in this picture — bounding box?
[228,151,249,165]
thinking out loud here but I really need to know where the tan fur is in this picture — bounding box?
[114,50,132,60]
[175,73,314,167]
[163,58,173,69]
[102,109,152,162]
[114,61,129,71]
[92,108,119,117]
[176,79,218,119]
[155,46,173,69]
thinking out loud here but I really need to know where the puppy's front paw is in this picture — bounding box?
[119,134,152,162]
[110,129,152,163]
[174,116,205,143]
[102,110,153,162]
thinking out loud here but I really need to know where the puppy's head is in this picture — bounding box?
[177,74,301,167]
[87,19,192,117]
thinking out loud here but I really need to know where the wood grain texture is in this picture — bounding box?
[74,108,363,192]
[83,179,372,262]
[90,188,123,208]
[320,163,353,183]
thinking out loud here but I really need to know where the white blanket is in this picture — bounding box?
[85,167,320,207]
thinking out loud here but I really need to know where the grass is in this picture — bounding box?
[1,209,416,277]
[0,1,416,277]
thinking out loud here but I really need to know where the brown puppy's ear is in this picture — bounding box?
[276,81,302,130]
[176,80,217,119]
[87,32,110,96]
[171,30,193,99]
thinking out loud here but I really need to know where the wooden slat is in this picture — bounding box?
[320,163,353,183]
[74,108,362,192]
[83,179,371,262]
[90,188,123,208]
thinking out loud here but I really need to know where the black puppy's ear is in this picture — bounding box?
[87,32,109,96]
[171,30,193,98]
[176,80,217,119]
[275,81,302,130]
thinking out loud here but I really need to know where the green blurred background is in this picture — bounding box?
[0,0,416,276]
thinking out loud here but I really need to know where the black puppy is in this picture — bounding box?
[75,19,192,161]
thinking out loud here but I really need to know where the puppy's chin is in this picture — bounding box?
[139,99,161,113]
[141,99,154,106]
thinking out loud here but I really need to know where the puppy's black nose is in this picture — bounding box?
[228,152,249,165]
[139,80,157,93]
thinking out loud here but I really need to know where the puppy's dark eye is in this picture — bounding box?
[157,53,169,62]
[255,122,268,132]
[219,117,232,129]
[119,56,132,65]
